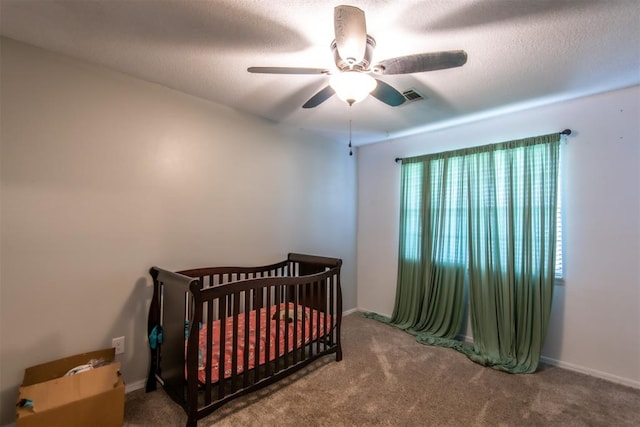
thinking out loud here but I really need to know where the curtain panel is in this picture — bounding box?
[365,132,561,373]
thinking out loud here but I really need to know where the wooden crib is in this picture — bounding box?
[146,253,343,426]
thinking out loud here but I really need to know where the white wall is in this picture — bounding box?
[0,38,357,424]
[357,85,640,387]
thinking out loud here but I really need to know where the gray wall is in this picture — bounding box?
[0,38,357,425]
[357,85,640,388]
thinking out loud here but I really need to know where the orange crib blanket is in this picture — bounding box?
[193,302,331,384]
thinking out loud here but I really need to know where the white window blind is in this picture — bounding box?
[555,159,563,279]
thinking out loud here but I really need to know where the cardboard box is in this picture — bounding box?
[16,348,124,427]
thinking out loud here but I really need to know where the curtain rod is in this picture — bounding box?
[394,129,572,163]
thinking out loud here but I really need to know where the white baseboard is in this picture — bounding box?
[343,307,359,316]
[540,356,640,389]
[125,378,147,394]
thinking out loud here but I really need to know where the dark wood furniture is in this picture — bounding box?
[146,253,343,427]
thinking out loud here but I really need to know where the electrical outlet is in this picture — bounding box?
[112,336,125,355]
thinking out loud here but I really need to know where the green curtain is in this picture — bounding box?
[365,153,467,346]
[365,133,561,373]
[465,135,560,373]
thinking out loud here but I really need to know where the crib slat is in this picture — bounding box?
[329,274,335,346]
[317,280,323,354]
[265,286,272,377]
[317,290,322,353]
[312,279,317,358]
[292,288,298,365]
[301,280,307,361]
[254,278,263,310]
[254,288,262,383]
[274,285,281,373]
[231,292,240,392]
[283,285,290,370]
[243,290,250,389]
[226,274,232,312]
[323,277,329,353]
[205,300,214,404]
[217,298,226,400]
[316,280,322,353]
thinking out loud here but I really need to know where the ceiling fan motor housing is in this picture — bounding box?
[331,35,376,71]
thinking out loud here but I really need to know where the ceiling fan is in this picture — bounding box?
[248,5,467,108]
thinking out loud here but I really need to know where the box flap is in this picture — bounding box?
[22,348,115,386]
[18,362,122,414]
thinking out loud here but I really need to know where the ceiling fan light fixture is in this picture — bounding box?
[249,5,467,110]
[330,71,377,105]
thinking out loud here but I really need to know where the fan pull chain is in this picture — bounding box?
[348,105,353,156]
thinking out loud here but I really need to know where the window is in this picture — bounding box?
[555,159,563,279]
[401,162,424,262]
[393,134,562,372]
[429,157,468,267]
[401,143,563,279]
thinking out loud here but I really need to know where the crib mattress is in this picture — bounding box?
[194,302,331,384]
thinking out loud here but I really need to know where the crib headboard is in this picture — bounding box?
[287,252,341,273]
[147,267,203,394]
[287,253,341,313]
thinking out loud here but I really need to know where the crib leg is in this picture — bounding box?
[186,416,197,427]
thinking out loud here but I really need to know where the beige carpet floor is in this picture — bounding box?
[125,313,640,426]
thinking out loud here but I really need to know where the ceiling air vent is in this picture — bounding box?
[402,88,425,103]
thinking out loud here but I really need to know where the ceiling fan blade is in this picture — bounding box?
[248,67,329,75]
[302,86,335,108]
[375,50,468,75]
[370,79,406,107]
[334,5,367,65]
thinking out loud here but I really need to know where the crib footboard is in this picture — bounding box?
[147,254,342,426]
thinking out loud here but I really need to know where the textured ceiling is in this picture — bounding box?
[1,0,639,145]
